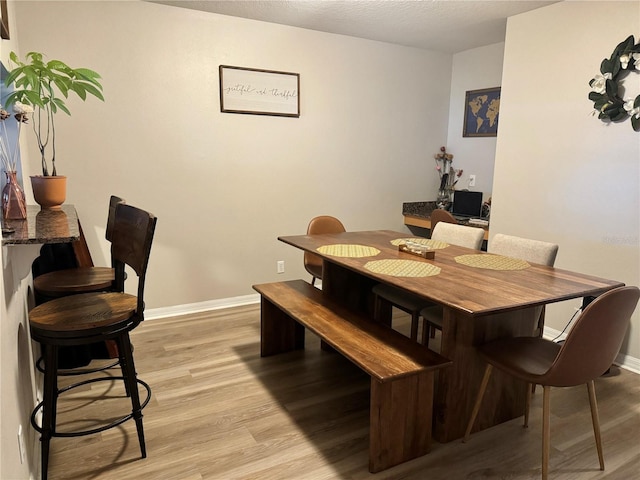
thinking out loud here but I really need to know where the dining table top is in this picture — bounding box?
[279,230,624,317]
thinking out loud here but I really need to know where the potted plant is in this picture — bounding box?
[3,51,103,208]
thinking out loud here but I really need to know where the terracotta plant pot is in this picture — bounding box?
[30,175,67,210]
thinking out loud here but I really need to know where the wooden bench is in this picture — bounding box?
[253,279,452,473]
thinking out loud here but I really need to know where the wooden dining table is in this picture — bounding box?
[278,230,624,443]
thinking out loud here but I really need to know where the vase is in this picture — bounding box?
[31,175,67,210]
[436,188,452,210]
[2,170,27,220]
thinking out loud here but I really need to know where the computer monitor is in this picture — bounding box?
[452,190,483,218]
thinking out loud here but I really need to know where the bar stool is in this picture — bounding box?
[34,195,124,304]
[33,195,125,373]
[29,203,157,480]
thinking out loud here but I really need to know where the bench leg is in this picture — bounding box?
[369,371,434,472]
[260,297,305,356]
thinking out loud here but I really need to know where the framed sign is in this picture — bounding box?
[219,65,300,117]
[463,87,501,137]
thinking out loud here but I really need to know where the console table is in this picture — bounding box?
[2,204,79,246]
[403,201,489,241]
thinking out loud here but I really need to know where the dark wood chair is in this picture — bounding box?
[29,203,157,480]
[429,208,457,232]
[32,195,125,370]
[303,215,346,286]
[34,195,125,303]
[463,286,640,480]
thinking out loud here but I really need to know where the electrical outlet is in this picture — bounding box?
[17,425,26,464]
[469,174,476,187]
[277,260,285,274]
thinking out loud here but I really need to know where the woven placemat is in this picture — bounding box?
[455,254,530,271]
[391,237,449,249]
[317,244,381,258]
[364,259,441,277]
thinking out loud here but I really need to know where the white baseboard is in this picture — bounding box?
[144,293,260,320]
[146,298,640,374]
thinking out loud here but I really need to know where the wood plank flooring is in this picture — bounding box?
[45,304,640,479]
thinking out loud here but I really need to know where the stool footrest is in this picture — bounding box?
[31,376,151,437]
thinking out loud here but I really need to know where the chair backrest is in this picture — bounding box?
[111,203,157,317]
[303,215,346,278]
[430,209,457,233]
[431,222,484,250]
[105,195,126,242]
[544,286,640,387]
[489,233,558,266]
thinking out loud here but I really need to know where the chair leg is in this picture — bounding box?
[119,344,132,397]
[311,276,316,286]
[410,311,419,341]
[117,333,147,458]
[420,319,428,345]
[542,385,551,480]
[587,381,605,470]
[40,344,59,480]
[524,382,531,428]
[463,364,493,442]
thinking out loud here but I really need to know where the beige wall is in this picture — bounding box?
[447,42,505,198]
[3,0,640,477]
[1,6,41,478]
[492,1,640,361]
[3,2,453,477]
[12,0,452,310]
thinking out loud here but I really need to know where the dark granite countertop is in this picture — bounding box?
[402,201,438,218]
[2,205,79,245]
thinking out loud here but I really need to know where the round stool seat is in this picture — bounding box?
[34,267,115,297]
[30,292,138,341]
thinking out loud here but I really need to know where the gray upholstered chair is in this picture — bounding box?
[303,215,346,286]
[421,233,559,345]
[463,286,639,480]
[373,221,483,342]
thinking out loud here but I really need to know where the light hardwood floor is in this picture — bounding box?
[44,304,640,479]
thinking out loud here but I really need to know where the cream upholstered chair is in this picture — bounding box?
[463,286,639,480]
[490,234,559,338]
[421,233,558,345]
[303,215,346,286]
[490,233,558,269]
[430,222,484,249]
[373,221,484,342]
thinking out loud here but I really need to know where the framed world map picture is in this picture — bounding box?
[463,87,501,137]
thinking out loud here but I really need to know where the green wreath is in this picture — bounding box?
[588,35,640,131]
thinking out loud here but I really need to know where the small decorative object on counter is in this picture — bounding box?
[433,146,463,209]
[1,104,28,219]
[482,196,491,219]
[2,170,27,220]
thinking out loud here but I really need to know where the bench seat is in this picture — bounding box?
[253,279,451,472]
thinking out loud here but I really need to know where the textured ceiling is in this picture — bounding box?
[149,0,557,53]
